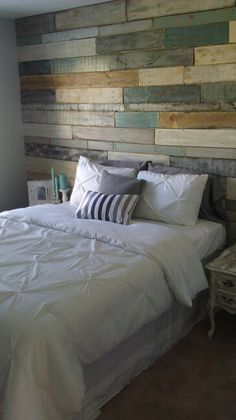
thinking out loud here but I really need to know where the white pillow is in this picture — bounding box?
[70,156,137,206]
[134,171,208,226]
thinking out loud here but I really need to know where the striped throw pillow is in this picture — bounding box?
[75,191,139,225]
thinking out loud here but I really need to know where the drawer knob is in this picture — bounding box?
[222,280,234,287]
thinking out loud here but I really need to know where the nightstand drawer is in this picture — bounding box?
[216,291,236,310]
[216,273,236,293]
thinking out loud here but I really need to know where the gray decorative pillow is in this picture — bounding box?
[76,190,139,225]
[98,170,142,195]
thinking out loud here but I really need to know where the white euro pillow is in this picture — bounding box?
[70,156,137,206]
[134,171,208,226]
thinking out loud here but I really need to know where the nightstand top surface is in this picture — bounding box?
[206,244,236,275]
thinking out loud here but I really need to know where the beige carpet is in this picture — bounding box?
[98,311,236,420]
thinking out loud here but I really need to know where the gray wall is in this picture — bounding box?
[0,18,27,211]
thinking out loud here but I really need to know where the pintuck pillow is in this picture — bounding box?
[75,191,139,225]
[70,156,137,206]
[98,170,143,195]
[134,171,208,226]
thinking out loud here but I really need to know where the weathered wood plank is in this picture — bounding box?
[115,112,159,128]
[170,156,236,177]
[87,141,113,151]
[226,199,236,211]
[42,27,98,43]
[51,56,110,74]
[56,88,123,104]
[113,142,186,156]
[227,177,236,199]
[154,7,236,29]
[18,38,96,62]
[160,112,236,128]
[19,60,51,76]
[201,82,236,103]
[155,128,236,148]
[72,126,155,144]
[16,35,41,47]
[195,44,236,65]
[21,90,55,105]
[108,151,169,164]
[20,70,139,89]
[22,103,125,112]
[55,0,126,31]
[99,19,152,37]
[24,123,72,139]
[96,29,163,54]
[139,66,184,86]
[126,103,221,111]
[164,23,228,48]
[22,110,115,127]
[15,13,54,36]
[110,48,193,70]
[127,0,234,21]
[185,64,236,84]
[124,85,200,104]
[24,136,88,150]
[229,20,236,42]
[186,147,236,159]
[26,143,107,162]
[26,156,78,182]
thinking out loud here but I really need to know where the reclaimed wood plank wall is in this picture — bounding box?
[15,0,236,243]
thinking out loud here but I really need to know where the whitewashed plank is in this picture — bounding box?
[155,129,236,147]
[42,27,98,43]
[139,66,184,86]
[24,123,72,139]
[56,88,123,104]
[227,177,236,200]
[50,139,88,149]
[99,19,152,37]
[51,55,110,73]
[229,20,236,43]
[26,156,77,183]
[195,44,236,65]
[23,110,115,127]
[18,38,96,62]
[88,141,113,151]
[73,126,155,144]
[184,64,236,84]
[125,103,221,111]
[108,151,169,164]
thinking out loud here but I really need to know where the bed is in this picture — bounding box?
[0,157,226,420]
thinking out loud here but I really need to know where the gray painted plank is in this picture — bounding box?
[124,85,200,104]
[22,110,115,127]
[16,13,54,36]
[115,112,159,128]
[114,143,186,156]
[170,157,236,177]
[164,23,228,48]
[42,27,98,43]
[96,29,163,54]
[110,48,193,70]
[99,19,152,37]
[51,56,110,73]
[201,83,236,103]
[25,143,107,162]
[19,60,51,76]
[16,35,41,47]
[21,90,55,105]
[22,103,125,112]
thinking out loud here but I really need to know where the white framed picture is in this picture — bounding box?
[27,180,52,206]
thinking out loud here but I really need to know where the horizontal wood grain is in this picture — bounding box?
[24,136,88,150]
[115,112,159,128]
[195,43,236,65]
[139,66,184,86]
[22,103,125,112]
[19,60,51,76]
[56,88,122,104]
[26,143,107,162]
[201,82,236,103]
[16,34,42,47]
[155,129,236,147]
[186,147,236,159]
[87,140,113,151]
[26,156,78,181]
[125,103,221,111]
[108,151,169,164]
[113,142,185,156]
[99,19,152,37]
[24,123,72,139]
[229,20,236,42]
[227,177,236,199]
[72,126,155,144]
[55,0,125,31]
[124,85,200,103]
[184,63,236,84]
[164,23,228,48]
[160,112,236,128]
[15,13,54,36]
[170,156,236,176]
[22,110,115,127]
[51,56,110,73]
[21,89,55,104]
[42,27,98,43]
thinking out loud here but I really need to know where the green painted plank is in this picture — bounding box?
[164,22,228,48]
[124,85,200,104]
[154,7,236,29]
[170,157,236,177]
[96,29,163,54]
[114,143,186,156]
[110,48,193,70]
[15,13,54,36]
[16,35,41,47]
[115,112,159,128]
[201,83,236,103]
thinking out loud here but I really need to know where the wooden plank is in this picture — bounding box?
[139,66,184,86]
[87,141,113,151]
[51,56,110,73]
[20,70,139,89]
[19,60,51,76]
[226,199,236,211]
[99,19,152,37]
[26,143,107,162]
[42,27,98,43]
[186,147,236,159]
[170,156,236,176]
[18,38,96,62]
[26,156,78,182]
[16,35,41,47]
[227,210,236,221]
[229,20,236,42]
[24,136,51,145]
[114,143,186,156]
[72,126,155,145]
[22,110,115,127]
[24,136,88,149]
[126,103,221,111]
[195,44,236,65]
[226,221,236,240]
[56,88,123,104]
[164,23,228,48]
[115,112,159,128]
[22,103,125,112]
[55,0,126,30]
[124,85,200,104]
[160,112,236,128]
[127,0,234,21]
[201,82,236,103]
[108,151,169,164]
[110,48,193,70]
[227,177,236,199]
[21,90,55,105]
[154,7,236,29]
[184,64,236,84]
[16,13,54,36]
[96,29,163,54]
[155,128,236,148]
[24,123,72,139]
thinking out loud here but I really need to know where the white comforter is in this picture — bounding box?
[0,203,208,420]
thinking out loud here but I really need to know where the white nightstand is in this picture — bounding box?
[206,244,236,338]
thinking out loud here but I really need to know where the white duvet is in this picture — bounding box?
[0,203,208,420]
